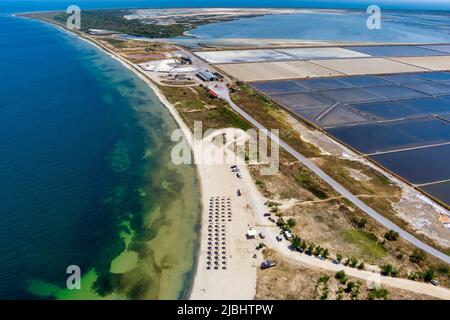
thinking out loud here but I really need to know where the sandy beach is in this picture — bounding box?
[58,29,259,299]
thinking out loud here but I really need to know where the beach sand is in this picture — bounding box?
[68,32,259,300]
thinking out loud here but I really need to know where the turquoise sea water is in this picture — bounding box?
[0,8,200,299]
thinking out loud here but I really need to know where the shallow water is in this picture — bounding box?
[188,11,450,43]
[0,14,200,299]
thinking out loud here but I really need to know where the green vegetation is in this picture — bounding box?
[294,171,328,199]
[384,230,399,241]
[437,264,449,275]
[357,218,368,228]
[53,10,189,38]
[344,229,386,260]
[368,288,389,300]
[291,236,301,250]
[335,270,348,284]
[380,264,399,277]
[344,281,361,300]
[286,218,296,228]
[423,268,435,282]
[160,85,251,132]
[410,249,427,264]
[314,275,330,300]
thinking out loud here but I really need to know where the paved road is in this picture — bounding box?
[211,84,450,265]
[237,151,450,299]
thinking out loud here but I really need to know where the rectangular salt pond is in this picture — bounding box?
[320,87,385,104]
[404,82,450,96]
[350,101,423,120]
[379,73,428,84]
[295,78,351,90]
[421,181,450,206]
[364,85,428,100]
[392,56,450,71]
[311,58,426,76]
[370,144,450,185]
[251,80,307,94]
[326,117,450,154]
[338,75,392,87]
[420,45,450,54]
[347,45,446,57]
[194,49,293,64]
[400,96,450,114]
[271,92,336,109]
[350,97,450,120]
[216,61,342,81]
[416,71,450,82]
[277,47,369,60]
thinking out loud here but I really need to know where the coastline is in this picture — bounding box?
[18,14,205,299]
[12,13,450,300]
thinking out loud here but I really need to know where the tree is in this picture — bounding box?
[336,287,344,300]
[410,249,426,263]
[348,256,359,268]
[437,265,449,275]
[350,281,362,300]
[380,264,398,277]
[314,245,322,257]
[423,268,435,282]
[300,240,307,251]
[384,230,399,241]
[322,248,330,259]
[306,243,315,255]
[336,253,343,262]
[357,262,365,270]
[344,281,355,293]
[368,288,389,300]
[357,218,368,228]
[286,218,296,228]
[291,236,301,250]
[335,270,347,284]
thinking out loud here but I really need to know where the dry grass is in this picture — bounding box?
[256,250,437,300]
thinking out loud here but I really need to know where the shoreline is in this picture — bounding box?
[17,13,450,300]
[20,15,205,299]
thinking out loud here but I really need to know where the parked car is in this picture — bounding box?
[283,230,293,240]
[263,213,271,217]
[259,232,265,239]
[236,172,242,178]
[230,165,237,169]
[268,217,275,223]
[431,279,439,286]
[261,260,277,269]
[317,255,325,260]
[332,259,340,265]
[276,235,283,242]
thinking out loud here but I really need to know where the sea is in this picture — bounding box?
[0,0,449,299]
